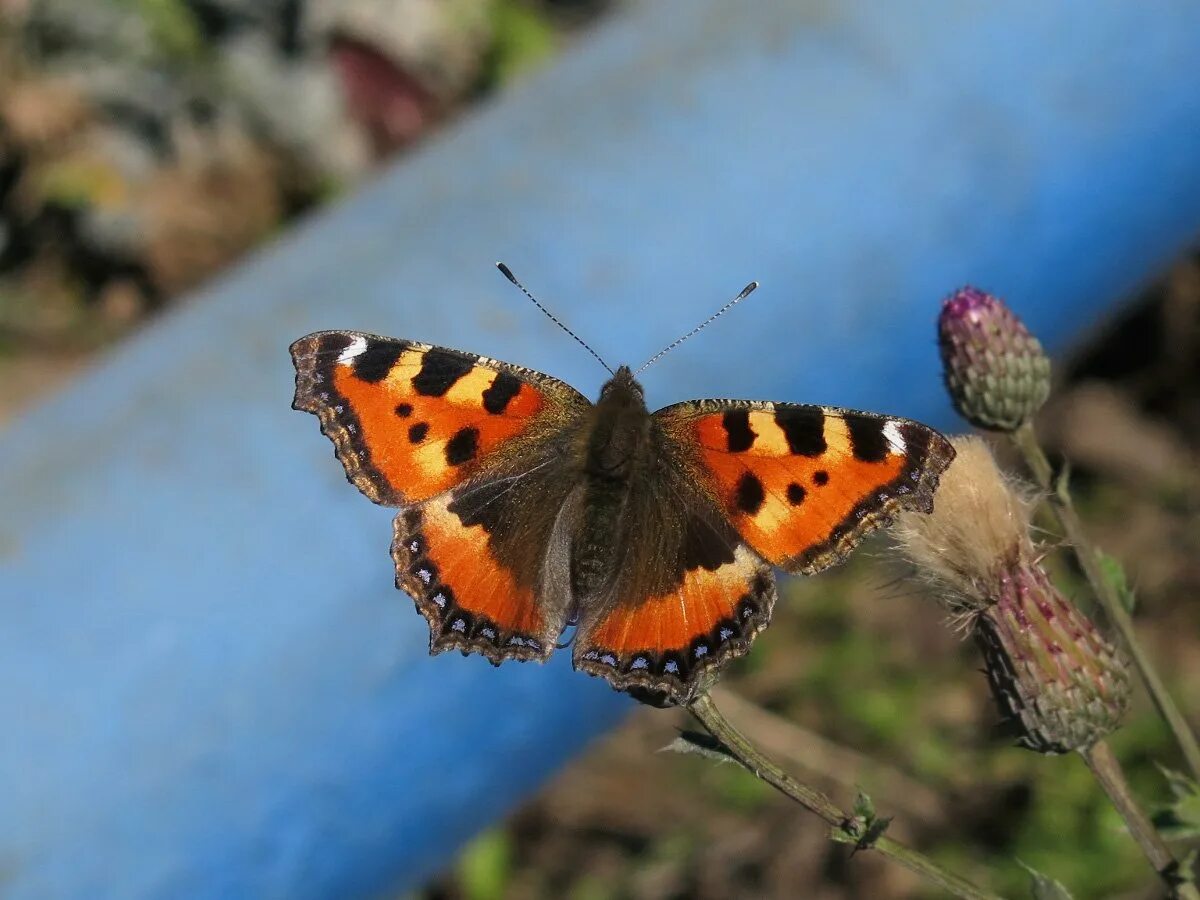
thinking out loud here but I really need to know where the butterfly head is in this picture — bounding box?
[598,365,645,405]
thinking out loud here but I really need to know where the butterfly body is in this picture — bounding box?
[292,330,954,705]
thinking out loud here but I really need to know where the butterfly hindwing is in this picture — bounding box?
[290,331,589,506]
[656,400,955,574]
[392,480,571,663]
[571,431,777,705]
[574,544,776,705]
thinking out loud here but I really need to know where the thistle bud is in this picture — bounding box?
[976,564,1129,753]
[893,437,1129,753]
[938,288,1051,432]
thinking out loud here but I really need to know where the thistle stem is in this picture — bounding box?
[1081,740,1200,899]
[688,692,1003,900]
[1013,423,1200,779]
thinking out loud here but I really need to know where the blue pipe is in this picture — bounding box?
[3,1,1200,896]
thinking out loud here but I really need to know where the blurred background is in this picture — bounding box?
[2,2,1199,899]
[0,0,608,410]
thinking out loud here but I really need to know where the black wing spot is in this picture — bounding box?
[394,402,413,417]
[412,349,475,396]
[408,422,429,444]
[786,482,806,505]
[482,372,522,414]
[775,407,827,456]
[847,415,890,463]
[723,409,756,452]
[352,342,405,383]
[735,472,765,515]
[813,470,829,486]
[445,426,480,466]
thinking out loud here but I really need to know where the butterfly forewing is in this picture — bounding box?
[290,331,589,506]
[654,399,955,574]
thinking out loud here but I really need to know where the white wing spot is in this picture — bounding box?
[417,568,432,584]
[883,421,906,453]
[664,660,680,674]
[600,653,617,666]
[452,618,466,632]
[409,540,419,552]
[631,657,649,670]
[338,335,368,364]
[694,644,709,658]
[719,627,734,640]
[432,593,446,608]
[481,627,496,639]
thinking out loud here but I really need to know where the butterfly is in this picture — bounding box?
[290,271,954,706]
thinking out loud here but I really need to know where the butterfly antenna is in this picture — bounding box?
[635,280,758,375]
[496,263,614,375]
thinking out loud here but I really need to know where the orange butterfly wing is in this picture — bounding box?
[574,541,776,706]
[290,331,587,506]
[656,400,955,574]
[292,331,589,661]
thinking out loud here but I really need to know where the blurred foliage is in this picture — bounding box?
[486,0,558,87]
[1097,550,1137,614]
[1020,862,1075,900]
[457,828,514,900]
[122,0,206,61]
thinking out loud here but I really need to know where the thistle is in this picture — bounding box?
[938,288,1051,432]
[893,437,1129,753]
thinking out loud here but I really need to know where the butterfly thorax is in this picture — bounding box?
[584,366,650,480]
[571,366,653,598]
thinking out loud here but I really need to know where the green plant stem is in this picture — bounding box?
[688,692,1003,900]
[1081,740,1200,899]
[1013,423,1200,779]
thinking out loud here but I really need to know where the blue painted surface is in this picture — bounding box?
[3,1,1200,896]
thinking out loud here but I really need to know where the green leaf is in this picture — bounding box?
[852,790,876,821]
[835,790,891,851]
[1153,766,1200,840]
[457,828,513,900]
[1096,551,1136,613]
[1018,861,1075,900]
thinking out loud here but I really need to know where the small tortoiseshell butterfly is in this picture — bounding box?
[291,268,954,706]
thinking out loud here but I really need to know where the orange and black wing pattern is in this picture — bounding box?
[290,331,589,506]
[571,447,777,706]
[392,484,571,664]
[292,331,588,663]
[656,400,954,574]
[574,540,775,706]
